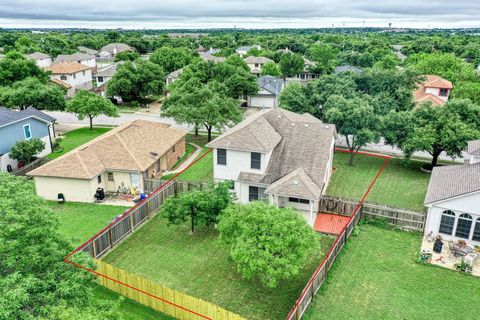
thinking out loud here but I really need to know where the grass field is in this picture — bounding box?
[327,152,431,211]
[49,201,127,246]
[48,127,111,159]
[303,224,480,319]
[103,216,334,320]
[163,134,213,182]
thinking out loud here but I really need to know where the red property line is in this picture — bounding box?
[285,149,391,320]
[64,148,214,320]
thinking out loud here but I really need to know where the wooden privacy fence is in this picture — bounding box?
[11,157,50,177]
[144,179,209,194]
[96,260,245,320]
[319,195,425,231]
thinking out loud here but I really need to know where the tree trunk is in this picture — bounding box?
[431,150,442,167]
[194,126,199,136]
[205,124,212,142]
[89,116,94,130]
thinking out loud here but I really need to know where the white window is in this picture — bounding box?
[23,124,32,140]
[97,76,104,83]
[248,186,266,202]
[73,73,76,79]
[60,75,67,80]
[473,218,480,242]
[439,210,455,235]
[455,213,473,239]
[251,152,261,169]
[217,149,226,165]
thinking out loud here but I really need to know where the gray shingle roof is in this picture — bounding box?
[236,45,261,52]
[101,43,134,54]
[95,64,117,77]
[54,53,95,64]
[258,76,284,96]
[334,65,362,75]
[238,172,265,184]
[78,46,99,55]
[468,140,480,156]
[0,107,56,127]
[424,163,480,204]
[167,68,184,79]
[198,52,225,63]
[244,56,273,64]
[25,52,50,60]
[207,108,336,200]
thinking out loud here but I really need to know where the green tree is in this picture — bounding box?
[383,99,480,167]
[0,173,120,320]
[324,95,381,165]
[306,43,339,74]
[114,50,140,62]
[260,61,281,77]
[279,82,317,115]
[279,53,304,78]
[0,77,66,110]
[67,90,118,130]
[218,202,318,288]
[161,182,234,234]
[106,60,165,102]
[0,51,49,86]
[10,138,45,164]
[149,46,194,73]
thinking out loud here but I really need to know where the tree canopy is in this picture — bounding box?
[10,138,45,164]
[67,90,118,130]
[149,46,195,73]
[219,202,318,288]
[0,51,49,86]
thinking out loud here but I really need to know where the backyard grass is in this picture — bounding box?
[327,151,431,211]
[303,224,480,319]
[170,143,196,170]
[48,201,128,246]
[48,127,111,159]
[163,134,213,182]
[103,215,335,320]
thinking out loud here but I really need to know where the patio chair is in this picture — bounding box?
[448,241,460,260]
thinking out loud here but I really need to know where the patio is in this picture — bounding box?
[421,237,480,276]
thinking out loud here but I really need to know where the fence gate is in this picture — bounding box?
[318,196,360,216]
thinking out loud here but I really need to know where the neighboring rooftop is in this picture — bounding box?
[78,46,99,55]
[413,75,453,106]
[54,53,95,64]
[236,45,261,52]
[28,120,186,179]
[25,52,50,60]
[334,65,362,75]
[425,163,480,204]
[422,75,453,89]
[167,68,184,79]
[244,56,273,64]
[257,76,284,96]
[207,108,336,199]
[198,52,225,63]
[100,43,134,55]
[0,107,56,128]
[468,140,480,156]
[94,64,117,77]
[45,61,91,74]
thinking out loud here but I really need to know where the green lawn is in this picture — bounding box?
[163,134,213,182]
[49,201,128,246]
[103,215,334,320]
[170,143,196,170]
[303,224,480,319]
[48,127,111,159]
[327,152,431,211]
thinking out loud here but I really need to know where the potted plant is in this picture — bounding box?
[455,260,473,273]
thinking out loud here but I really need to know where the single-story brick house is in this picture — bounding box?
[28,120,186,203]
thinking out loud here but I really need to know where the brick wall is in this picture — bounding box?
[166,137,186,169]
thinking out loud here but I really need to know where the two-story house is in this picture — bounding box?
[244,56,274,77]
[46,62,93,97]
[414,75,453,106]
[54,53,97,70]
[166,68,184,87]
[247,76,284,108]
[424,140,480,246]
[206,109,336,225]
[0,107,56,172]
[25,52,52,68]
[93,64,118,97]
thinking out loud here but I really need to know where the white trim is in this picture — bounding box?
[0,115,54,129]
[426,189,480,206]
[23,123,32,140]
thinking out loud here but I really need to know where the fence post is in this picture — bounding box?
[108,228,113,249]
[129,212,134,231]
[92,239,97,258]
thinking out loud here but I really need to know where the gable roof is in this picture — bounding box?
[54,53,95,64]
[425,163,480,204]
[423,75,453,89]
[468,140,480,156]
[78,46,99,55]
[413,91,447,106]
[94,64,117,77]
[100,43,134,54]
[244,56,273,64]
[0,107,55,128]
[236,45,261,52]
[28,120,186,179]
[207,108,336,200]
[257,76,284,96]
[25,52,50,60]
[334,65,362,74]
[167,68,184,79]
[45,61,91,74]
[413,75,452,106]
[199,52,225,63]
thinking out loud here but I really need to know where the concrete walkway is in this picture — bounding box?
[162,143,203,176]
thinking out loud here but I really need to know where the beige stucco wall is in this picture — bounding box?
[34,176,100,203]
[105,171,136,192]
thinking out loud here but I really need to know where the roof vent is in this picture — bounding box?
[324,125,329,129]
[277,115,282,118]
[256,120,262,123]
[304,124,309,127]
[291,123,296,126]
[293,180,299,185]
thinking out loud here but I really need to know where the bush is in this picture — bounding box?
[10,138,45,164]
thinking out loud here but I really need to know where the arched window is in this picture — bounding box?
[473,218,480,242]
[455,213,473,239]
[439,210,456,235]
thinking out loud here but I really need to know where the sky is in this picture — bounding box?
[1,0,480,29]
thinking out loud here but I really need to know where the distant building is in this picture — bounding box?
[236,45,261,57]
[93,64,118,97]
[414,75,453,106]
[0,107,56,172]
[77,46,99,56]
[166,68,184,87]
[247,76,284,108]
[286,57,319,83]
[25,52,52,68]
[46,62,93,97]
[54,53,96,70]
[99,43,134,58]
[243,56,273,76]
[198,52,225,63]
[334,65,362,75]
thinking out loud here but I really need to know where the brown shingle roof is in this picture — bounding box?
[425,163,480,204]
[424,75,453,89]
[28,120,186,179]
[45,61,91,74]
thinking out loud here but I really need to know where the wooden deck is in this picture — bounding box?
[313,213,351,235]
